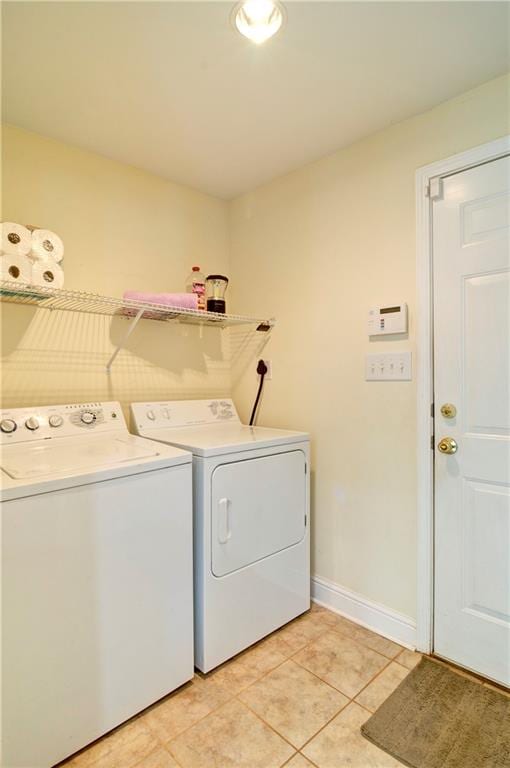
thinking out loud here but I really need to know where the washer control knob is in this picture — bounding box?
[49,414,64,428]
[163,409,170,419]
[81,412,96,425]
[25,416,40,431]
[0,418,17,433]
[147,410,156,421]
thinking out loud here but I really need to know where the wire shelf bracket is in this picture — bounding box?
[105,307,144,373]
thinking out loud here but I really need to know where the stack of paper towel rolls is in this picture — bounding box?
[1,222,64,289]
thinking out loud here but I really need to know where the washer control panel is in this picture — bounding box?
[131,399,239,431]
[0,402,125,443]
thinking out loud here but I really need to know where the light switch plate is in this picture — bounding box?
[365,351,412,381]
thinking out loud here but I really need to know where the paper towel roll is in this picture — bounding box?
[1,222,32,257]
[0,253,33,283]
[31,259,64,289]
[31,229,64,263]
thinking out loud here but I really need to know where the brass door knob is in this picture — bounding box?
[437,437,458,455]
[440,403,457,419]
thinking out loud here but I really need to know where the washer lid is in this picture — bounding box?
[139,423,309,457]
[1,434,162,479]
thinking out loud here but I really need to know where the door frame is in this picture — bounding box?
[415,135,510,653]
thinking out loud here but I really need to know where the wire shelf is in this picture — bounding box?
[0,281,275,331]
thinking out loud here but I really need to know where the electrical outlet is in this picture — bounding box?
[262,359,272,380]
[365,352,412,381]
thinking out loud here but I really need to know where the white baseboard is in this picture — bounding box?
[311,575,417,650]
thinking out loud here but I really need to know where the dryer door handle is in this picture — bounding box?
[217,497,231,544]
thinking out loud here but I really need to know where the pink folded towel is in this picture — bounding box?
[123,291,199,310]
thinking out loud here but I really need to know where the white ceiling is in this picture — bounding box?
[3,2,509,199]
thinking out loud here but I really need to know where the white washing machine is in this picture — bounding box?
[131,398,310,672]
[1,401,193,768]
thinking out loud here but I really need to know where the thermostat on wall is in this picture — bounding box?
[368,303,408,336]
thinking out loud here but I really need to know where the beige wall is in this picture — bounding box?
[2,75,508,622]
[229,74,510,620]
[1,124,231,416]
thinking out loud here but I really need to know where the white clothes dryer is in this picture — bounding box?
[1,401,193,768]
[131,398,310,672]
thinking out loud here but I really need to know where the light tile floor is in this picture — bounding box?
[63,604,423,768]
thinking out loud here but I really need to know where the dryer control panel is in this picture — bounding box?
[131,399,240,431]
[0,402,126,444]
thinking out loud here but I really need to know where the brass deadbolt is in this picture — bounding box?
[440,403,457,419]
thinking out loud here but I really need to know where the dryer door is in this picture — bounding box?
[211,450,306,577]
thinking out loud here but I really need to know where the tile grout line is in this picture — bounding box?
[393,653,418,672]
[234,642,368,753]
[298,694,376,758]
[165,695,298,767]
[238,696,305,751]
[280,749,322,768]
[170,611,413,763]
[159,620,342,756]
[165,642,417,767]
[350,655,396,705]
[69,608,413,768]
[268,621,391,697]
[63,710,168,768]
[297,752,322,768]
[279,752,300,767]
[289,631,397,698]
[296,652,420,758]
[161,644,307,751]
[131,742,185,768]
[293,655,400,754]
[356,700,378,716]
[327,623,404,660]
[293,613,406,662]
[164,741,186,768]
[229,617,397,758]
[162,614,402,755]
[297,696,352,756]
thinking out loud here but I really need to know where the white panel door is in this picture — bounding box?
[433,155,510,686]
[211,450,306,577]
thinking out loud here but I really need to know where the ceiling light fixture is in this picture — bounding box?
[232,0,286,44]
